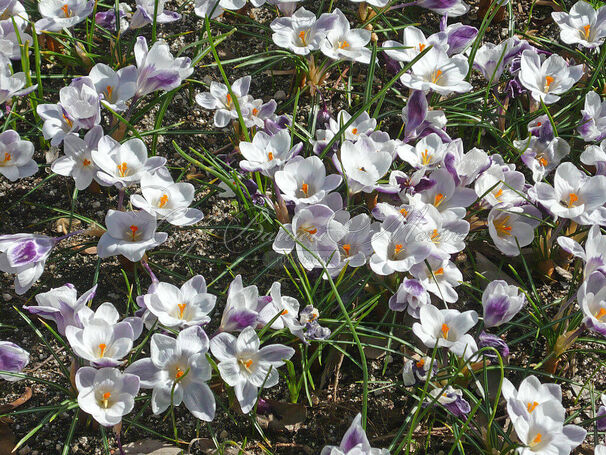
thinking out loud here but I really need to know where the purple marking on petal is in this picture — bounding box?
[405,91,427,138]
[484,296,509,328]
[447,26,478,54]
[9,241,38,266]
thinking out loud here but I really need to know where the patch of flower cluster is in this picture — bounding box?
[1,0,606,452]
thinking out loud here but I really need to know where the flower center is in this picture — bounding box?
[102,392,111,408]
[63,113,73,127]
[493,188,504,200]
[400,207,408,216]
[595,307,606,320]
[129,225,139,241]
[566,192,579,207]
[416,358,425,368]
[98,343,107,357]
[441,323,449,338]
[301,182,309,197]
[421,148,432,166]
[544,76,555,92]
[61,4,71,17]
[225,93,232,107]
[419,43,426,51]
[82,158,91,167]
[175,367,185,379]
[117,162,128,177]
[268,152,274,161]
[106,85,113,101]
[298,30,308,46]
[252,107,259,116]
[339,40,350,49]
[177,303,187,319]
[430,229,440,243]
[342,243,351,256]
[527,401,539,413]
[239,358,254,372]
[352,128,358,135]
[583,24,591,39]
[431,69,443,84]
[158,194,169,208]
[434,193,445,207]
[394,243,404,256]
[434,267,444,276]
[536,156,548,167]
[494,216,512,236]
[0,152,10,165]
[530,433,542,447]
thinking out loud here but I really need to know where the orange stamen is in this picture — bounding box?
[430,229,440,241]
[298,30,307,45]
[281,309,289,315]
[178,303,187,319]
[567,192,579,207]
[537,156,548,167]
[432,69,443,84]
[304,226,317,235]
[441,323,449,338]
[400,207,408,216]
[102,391,111,408]
[419,43,426,51]
[117,162,128,177]
[98,343,106,357]
[583,24,591,39]
[63,113,72,127]
[421,149,431,165]
[494,216,512,236]
[544,76,555,92]
[158,194,169,208]
[416,358,425,368]
[434,193,445,207]
[129,225,138,241]
[106,85,113,99]
[339,40,349,49]
[61,4,70,16]
[301,183,309,196]
[531,433,542,445]
[494,188,503,199]
[596,307,606,319]
[527,401,539,413]
[434,267,444,275]
[342,244,351,255]
[82,158,91,167]
[352,128,358,135]
[394,243,404,255]
[176,368,184,379]
[244,359,253,369]
[268,152,274,161]
[1,152,10,163]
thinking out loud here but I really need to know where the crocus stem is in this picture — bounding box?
[55,229,85,242]
[117,188,125,211]
[116,431,125,455]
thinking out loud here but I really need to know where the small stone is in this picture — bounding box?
[2,293,11,301]
[92,201,101,208]
[220,430,228,439]
[18,446,31,455]
[274,90,286,100]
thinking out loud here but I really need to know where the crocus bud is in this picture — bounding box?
[389,278,430,317]
[0,341,29,381]
[478,331,510,360]
[482,280,526,328]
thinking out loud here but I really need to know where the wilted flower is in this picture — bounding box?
[51,126,103,190]
[89,63,137,112]
[0,341,29,381]
[35,0,94,32]
[270,7,337,56]
[578,91,606,143]
[487,204,541,256]
[66,302,142,367]
[551,1,606,49]
[97,210,168,262]
[412,304,478,360]
[195,76,253,128]
[210,326,295,413]
[389,278,430,317]
[428,386,471,418]
[516,135,570,182]
[299,305,331,340]
[76,367,140,426]
[239,129,301,177]
[320,8,372,64]
[0,54,37,106]
[24,283,97,335]
[0,233,57,295]
[275,155,342,205]
[518,50,584,104]
[219,275,260,332]
[129,0,180,29]
[320,413,390,455]
[478,331,510,359]
[130,168,203,226]
[482,280,526,328]
[134,36,193,98]
[92,136,166,188]
[142,275,216,329]
[126,326,216,421]
[402,356,435,386]
[0,129,37,182]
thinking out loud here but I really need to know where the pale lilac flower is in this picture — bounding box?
[142,275,216,329]
[130,168,203,226]
[242,98,277,129]
[193,0,227,19]
[487,204,541,256]
[134,36,193,98]
[97,210,168,262]
[320,8,371,64]
[0,233,56,295]
[326,212,376,273]
[275,156,342,205]
[482,280,526,327]
[0,54,37,105]
[402,356,435,386]
[299,305,331,340]
[270,7,337,56]
[257,282,303,338]
[415,203,469,260]
[410,255,462,303]
[518,50,584,104]
[36,103,79,146]
[383,26,448,64]
[89,63,137,112]
[417,0,470,16]
[195,76,253,128]
[92,136,166,188]
[516,135,570,182]
[398,133,448,172]
[94,3,131,31]
[412,304,478,360]
[313,110,377,154]
[76,367,140,426]
[348,0,388,7]
[129,0,180,29]
[219,275,260,332]
[35,0,94,32]
[389,278,430,317]
[336,137,392,194]
[596,394,606,431]
[443,142,491,187]
[59,77,101,130]
[0,0,29,32]
[24,283,97,335]
[0,129,37,182]
[532,162,606,223]
[320,413,390,455]
[597,445,606,455]
[126,326,215,421]
[0,21,32,61]
[502,375,565,422]
[51,126,103,190]
[410,168,477,217]
[239,129,301,177]
[551,1,606,49]
[66,302,142,367]
[369,216,431,276]
[557,225,606,278]
[474,164,526,208]
[0,341,29,381]
[399,47,472,95]
[210,326,295,414]
[577,271,606,336]
[582,139,606,177]
[578,91,606,143]
[473,37,531,81]
[428,386,471,418]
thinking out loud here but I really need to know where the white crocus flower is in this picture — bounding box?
[129,0,180,29]
[518,50,584,104]
[412,304,478,360]
[399,47,472,96]
[0,54,37,105]
[210,326,295,414]
[557,225,606,278]
[195,76,253,128]
[502,375,565,422]
[76,367,139,427]
[320,413,390,455]
[0,129,37,182]
[410,255,462,303]
[415,203,469,260]
[511,406,586,455]
[143,275,216,329]
[398,132,448,171]
[552,1,606,49]
[578,91,606,143]
[218,275,260,333]
[474,165,526,208]
[66,302,142,367]
[532,162,606,223]
[487,204,541,256]
[320,8,371,64]
[51,126,103,190]
[516,135,570,182]
[270,7,337,56]
[337,137,392,194]
[58,77,100,130]
[257,282,303,338]
[383,26,447,63]
[275,155,342,205]
[92,136,166,188]
[89,63,137,112]
[130,168,203,226]
[577,271,606,336]
[125,326,216,421]
[36,103,79,147]
[97,210,168,262]
[35,0,94,32]
[239,129,301,177]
